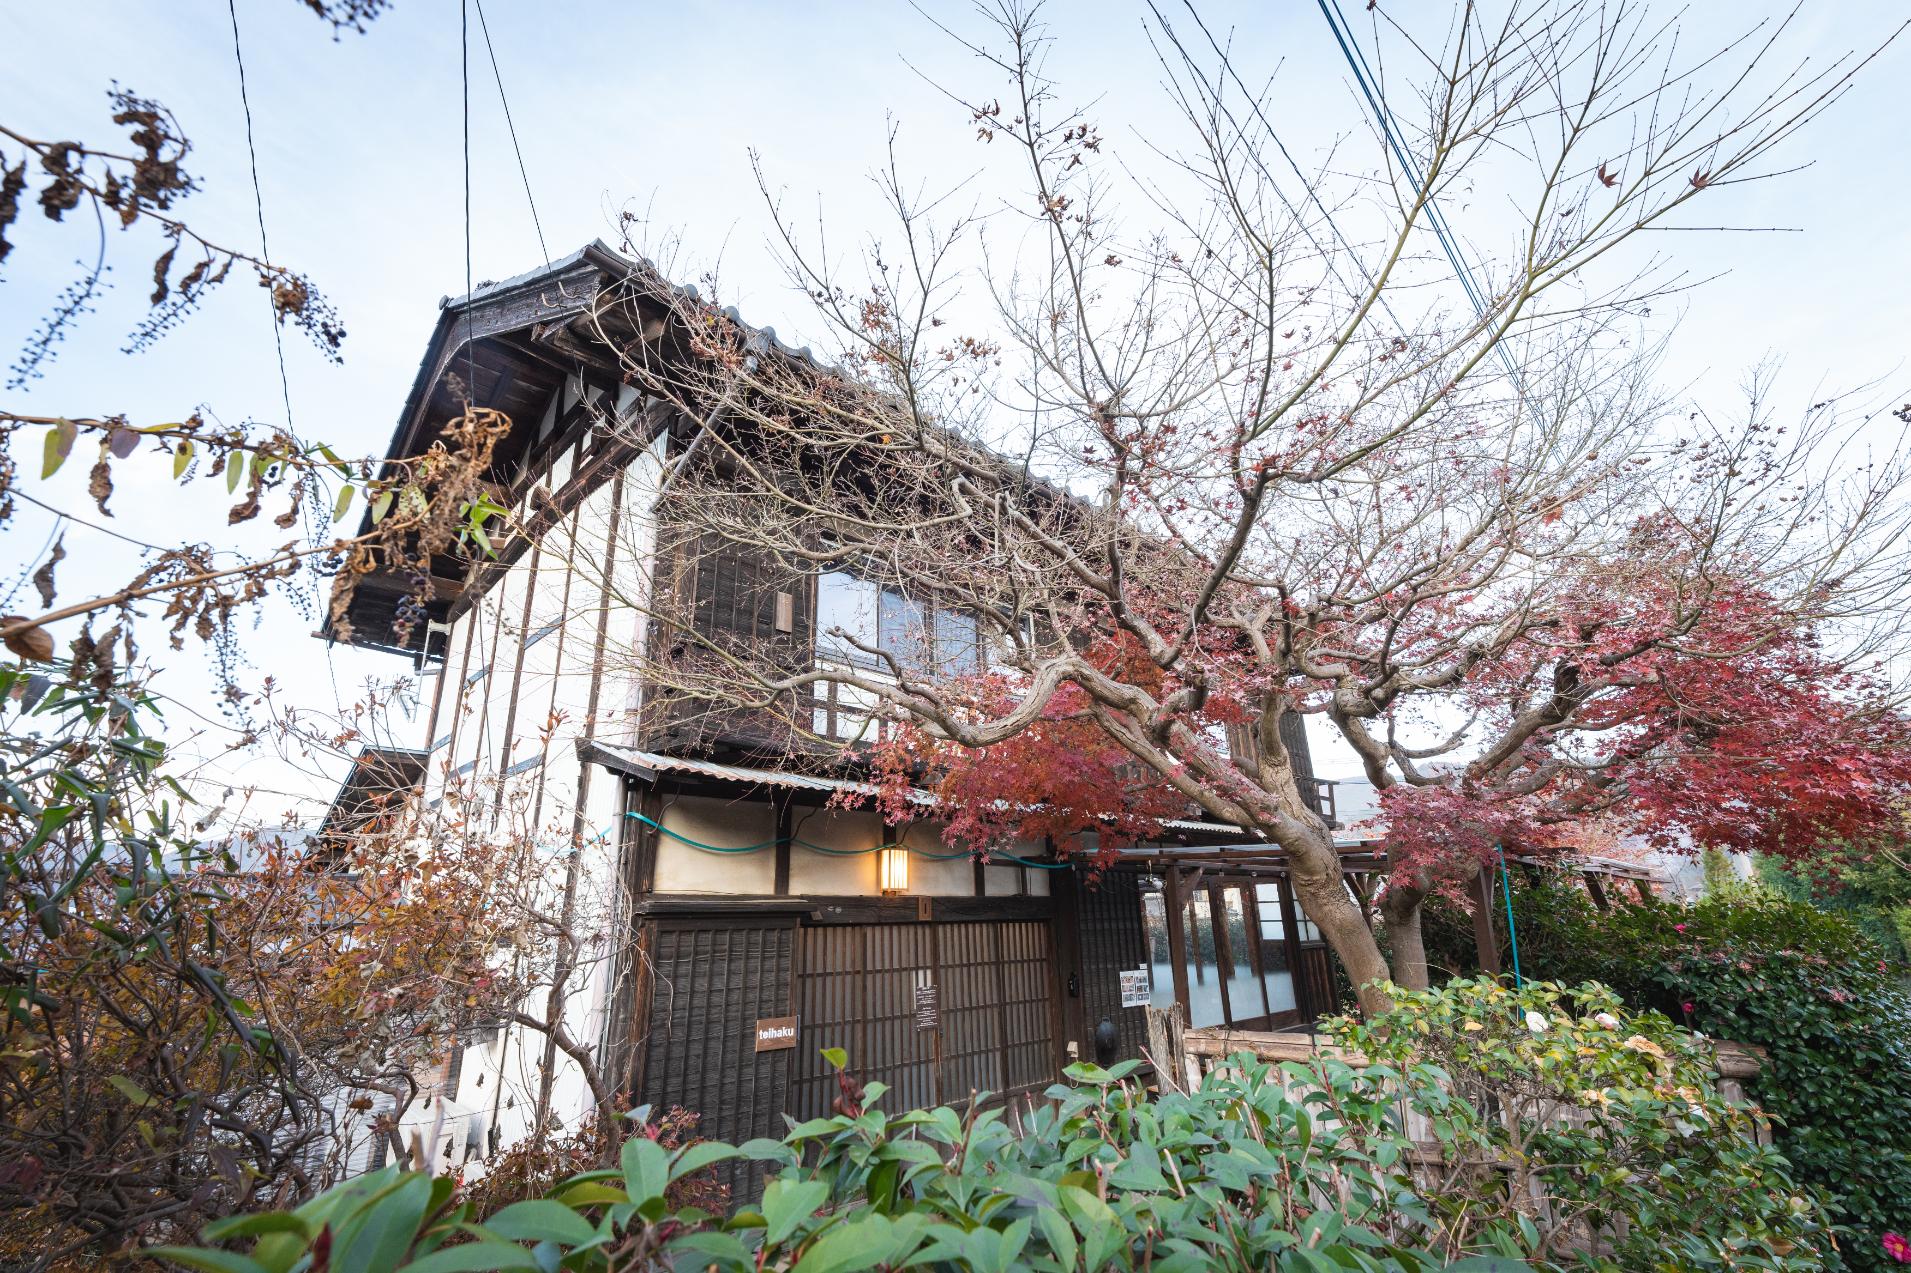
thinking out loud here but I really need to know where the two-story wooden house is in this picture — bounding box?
[324,241,1383,1182]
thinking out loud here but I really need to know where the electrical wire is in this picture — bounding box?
[1315,0,1541,422]
[227,0,346,713]
[225,0,295,437]
[472,0,550,269]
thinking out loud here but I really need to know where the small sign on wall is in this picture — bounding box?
[913,984,940,1032]
[1119,967,1151,1009]
[754,1016,798,1052]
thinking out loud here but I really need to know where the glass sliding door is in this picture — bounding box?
[1218,886,1270,1028]
[1182,888,1225,1028]
[1255,882,1300,1023]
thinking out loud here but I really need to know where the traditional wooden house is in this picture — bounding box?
[323,241,1386,1180]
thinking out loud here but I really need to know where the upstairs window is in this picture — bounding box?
[816,571,980,679]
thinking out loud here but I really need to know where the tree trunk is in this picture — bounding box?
[1380,885,1430,991]
[1283,823,1393,1015]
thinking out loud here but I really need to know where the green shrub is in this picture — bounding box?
[1416,881,1911,1271]
[153,979,1827,1272]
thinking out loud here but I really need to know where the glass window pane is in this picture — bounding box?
[1142,890,1175,1009]
[1221,888,1266,1025]
[1184,891,1224,1028]
[878,588,931,674]
[1260,921,1295,1015]
[933,607,981,677]
[816,571,876,658]
[1256,880,1289,944]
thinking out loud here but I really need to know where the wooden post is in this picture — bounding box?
[1582,872,1610,912]
[1471,865,1502,977]
[1048,852,1086,1071]
[1165,869,1191,1024]
[1144,1003,1188,1094]
[772,792,793,896]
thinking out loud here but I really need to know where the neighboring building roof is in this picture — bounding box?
[319,745,429,844]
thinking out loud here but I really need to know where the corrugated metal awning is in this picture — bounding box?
[585,742,1248,838]
[588,743,896,801]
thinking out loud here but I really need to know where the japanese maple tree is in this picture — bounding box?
[599,1,1911,1009]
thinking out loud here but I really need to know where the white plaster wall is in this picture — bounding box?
[654,794,777,893]
[899,820,976,897]
[787,806,883,894]
[983,864,1022,896]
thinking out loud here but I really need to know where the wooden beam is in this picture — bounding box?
[1165,869,1192,1021]
[772,792,792,897]
[1582,872,1610,912]
[1471,866,1502,977]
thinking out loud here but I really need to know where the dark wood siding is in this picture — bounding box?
[1076,870,1150,1064]
[790,921,1058,1121]
[791,925,937,1120]
[1294,943,1338,1022]
[644,535,813,752]
[637,923,795,1197]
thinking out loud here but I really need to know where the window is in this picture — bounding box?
[1220,887,1265,1023]
[1183,890,1225,1028]
[815,571,877,658]
[815,571,982,679]
[877,588,930,671]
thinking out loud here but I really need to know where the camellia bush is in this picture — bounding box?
[1416,881,1911,1270]
[152,978,1827,1272]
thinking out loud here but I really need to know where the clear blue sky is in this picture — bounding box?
[3,1,1906,813]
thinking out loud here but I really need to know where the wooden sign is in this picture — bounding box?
[754,1016,798,1052]
[913,984,940,1032]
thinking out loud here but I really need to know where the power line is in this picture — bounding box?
[473,0,550,269]
[227,0,345,710]
[1159,1,1405,333]
[225,0,296,436]
[461,0,477,400]
[1315,0,1538,418]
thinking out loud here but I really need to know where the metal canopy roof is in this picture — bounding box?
[585,742,1250,839]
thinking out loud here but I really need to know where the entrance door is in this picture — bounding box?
[790,920,1059,1120]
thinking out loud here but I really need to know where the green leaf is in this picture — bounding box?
[670,1141,744,1184]
[197,1212,309,1243]
[789,1216,890,1273]
[481,1199,596,1247]
[370,489,394,524]
[107,1075,154,1107]
[761,1178,829,1246]
[332,484,355,523]
[226,455,244,494]
[664,1230,753,1265]
[737,1138,799,1167]
[42,419,77,479]
[620,1135,670,1206]
[145,1249,270,1273]
[548,1181,627,1208]
[172,440,193,480]
[333,1170,434,1272]
[820,1046,848,1070]
[400,1240,543,1273]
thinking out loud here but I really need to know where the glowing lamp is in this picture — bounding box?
[879,845,909,895]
